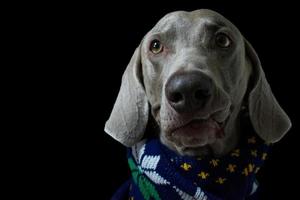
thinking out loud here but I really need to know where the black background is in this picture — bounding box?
[37,1,299,199]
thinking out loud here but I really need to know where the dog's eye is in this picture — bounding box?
[150,39,163,54]
[215,33,231,48]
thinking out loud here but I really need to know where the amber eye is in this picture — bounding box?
[150,39,163,54]
[215,33,232,48]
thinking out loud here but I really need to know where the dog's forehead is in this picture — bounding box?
[151,9,240,35]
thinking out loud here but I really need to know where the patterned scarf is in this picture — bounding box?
[125,133,269,200]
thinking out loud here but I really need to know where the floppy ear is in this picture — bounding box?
[104,46,149,146]
[245,39,291,143]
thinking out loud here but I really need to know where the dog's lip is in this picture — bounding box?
[185,118,220,131]
[169,116,227,138]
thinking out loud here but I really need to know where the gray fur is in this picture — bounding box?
[104,47,149,147]
[105,9,291,156]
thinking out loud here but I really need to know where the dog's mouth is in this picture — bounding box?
[172,118,224,137]
[167,117,227,150]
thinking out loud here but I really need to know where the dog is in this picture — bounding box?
[105,9,291,200]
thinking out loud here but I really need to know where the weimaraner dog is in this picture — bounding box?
[105,9,291,199]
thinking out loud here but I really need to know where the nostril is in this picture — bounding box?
[170,92,183,103]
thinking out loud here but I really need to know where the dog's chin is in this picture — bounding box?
[163,118,225,157]
[176,145,212,157]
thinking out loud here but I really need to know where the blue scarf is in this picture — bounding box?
[112,133,269,200]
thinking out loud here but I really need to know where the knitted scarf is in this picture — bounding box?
[122,133,269,200]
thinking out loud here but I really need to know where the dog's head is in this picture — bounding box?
[105,9,291,156]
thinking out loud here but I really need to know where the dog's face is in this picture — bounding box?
[105,9,291,157]
[141,10,249,156]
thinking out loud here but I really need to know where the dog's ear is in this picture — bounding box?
[104,46,149,146]
[245,39,291,143]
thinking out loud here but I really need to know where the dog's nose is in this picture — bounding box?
[165,72,213,113]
